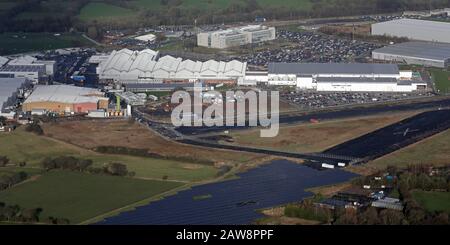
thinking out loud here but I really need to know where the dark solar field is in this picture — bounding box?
[97,160,357,225]
[323,109,450,160]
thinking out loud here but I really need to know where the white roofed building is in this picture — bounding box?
[97,49,247,84]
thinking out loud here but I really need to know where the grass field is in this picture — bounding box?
[0,127,219,182]
[430,68,450,94]
[412,190,450,214]
[365,129,450,170]
[0,170,182,223]
[78,2,136,21]
[0,32,91,55]
[41,120,260,165]
[230,112,416,153]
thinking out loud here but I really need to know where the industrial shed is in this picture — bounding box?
[0,78,31,116]
[371,18,450,43]
[264,63,425,92]
[23,85,108,114]
[98,49,247,84]
[372,41,450,68]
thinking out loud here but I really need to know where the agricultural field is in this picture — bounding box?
[0,170,182,223]
[412,190,450,214]
[229,112,417,153]
[78,2,136,22]
[430,68,450,94]
[0,32,92,55]
[0,127,220,182]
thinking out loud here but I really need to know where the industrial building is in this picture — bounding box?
[0,55,55,83]
[372,41,450,68]
[243,63,426,92]
[0,78,32,119]
[97,49,247,84]
[23,85,108,114]
[0,56,8,67]
[197,25,276,49]
[124,83,201,92]
[371,18,450,43]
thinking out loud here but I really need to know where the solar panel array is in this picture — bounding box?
[97,160,357,225]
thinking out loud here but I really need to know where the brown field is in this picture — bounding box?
[230,112,417,153]
[41,119,261,165]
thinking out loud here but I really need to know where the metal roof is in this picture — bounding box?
[372,18,450,43]
[268,63,399,75]
[0,56,8,67]
[373,41,450,61]
[316,77,398,83]
[125,83,199,89]
[24,85,105,104]
[0,78,28,109]
[99,49,247,81]
[0,65,45,73]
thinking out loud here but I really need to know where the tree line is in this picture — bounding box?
[2,0,450,33]
[41,156,132,177]
[0,202,70,224]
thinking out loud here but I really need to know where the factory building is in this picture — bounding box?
[0,78,32,119]
[23,85,108,114]
[0,55,55,83]
[251,63,426,92]
[197,25,276,49]
[0,56,8,67]
[124,83,202,92]
[372,41,450,68]
[97,49,247,85]
[371,19,450,43]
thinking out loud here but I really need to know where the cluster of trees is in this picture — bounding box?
[284,199,332,223]
[0,172,28,191]
[41,156,93,172]
[94,146,214,165]
[25,122,44,135]
[41,156,132,177]
[0,202,70,224]
[0,156,9,167]
[3,0,450,33]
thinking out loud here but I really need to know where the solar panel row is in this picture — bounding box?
[97,160,357,225]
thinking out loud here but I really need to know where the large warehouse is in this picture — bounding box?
[372,41,450,68]
[0,78,32,118]
[0,55,55,83]
[98,49,247,84]
[371,18,450,43]
[197,25,276,49]
[23,85,108,114]
[259,63,426,92]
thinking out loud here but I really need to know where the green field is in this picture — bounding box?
[0,129,218,182]
[78,2,136,21]
[412,190,450,214]
[0,32,92,55]
[0,170,182,223]
[430,69,450,94]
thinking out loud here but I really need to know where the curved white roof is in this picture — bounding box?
[99,49,247,82]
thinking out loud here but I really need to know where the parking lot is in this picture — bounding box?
[239,30,383,67]
[281,91,434,110]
